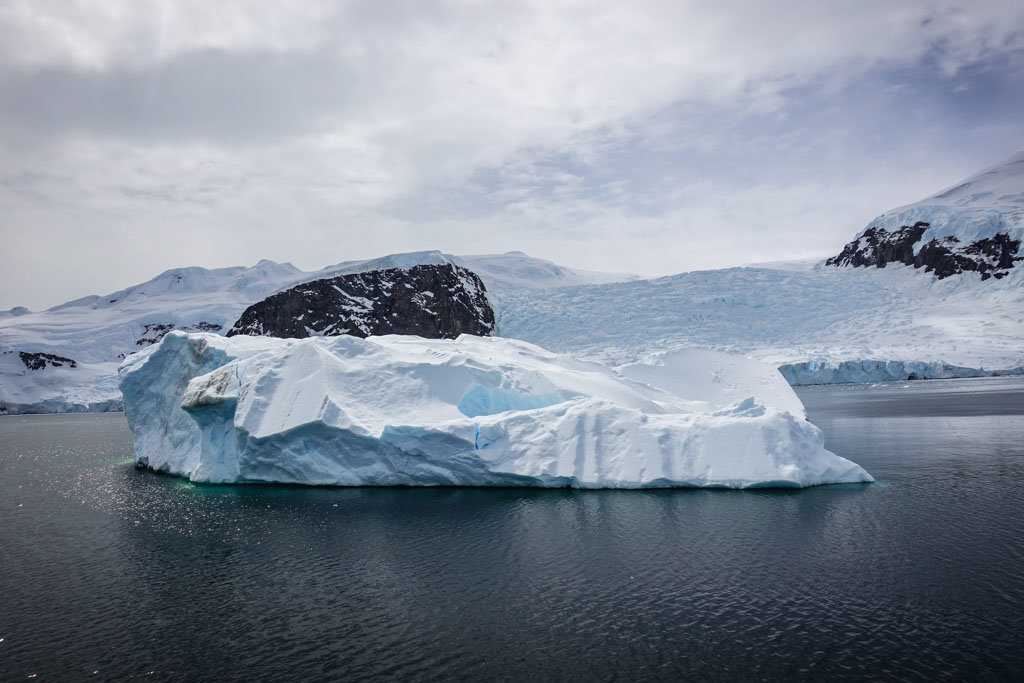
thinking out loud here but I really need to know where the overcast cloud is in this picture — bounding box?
[1,0,1023,309]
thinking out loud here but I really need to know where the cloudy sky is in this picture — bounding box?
[1,1,1023,310]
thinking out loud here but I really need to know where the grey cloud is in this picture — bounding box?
[0,48,358,144]
[2,1,1024,310]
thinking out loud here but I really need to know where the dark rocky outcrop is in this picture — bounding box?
[227,264,495,340]
[136,323,175,346]
[825,223,928,269]
[19,351,78,370]
[913,233,1021,280]
[826,221,1021,280]
[136,321,223,347]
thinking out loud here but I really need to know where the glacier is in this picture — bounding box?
[119,332,873,489]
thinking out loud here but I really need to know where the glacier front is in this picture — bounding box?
[119,332,873,489]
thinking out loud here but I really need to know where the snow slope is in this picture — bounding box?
[0,260,304,413]
[863,151,1024,246]
[121,332,871,488]
[826,152,1024,281]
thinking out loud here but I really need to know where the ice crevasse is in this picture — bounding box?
[119,332,873,488]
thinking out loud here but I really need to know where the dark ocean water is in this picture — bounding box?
[2,377,1023,681]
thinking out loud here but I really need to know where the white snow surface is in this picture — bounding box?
[494,263,1024,371]
[120,332,871,488]
[860,151,1024,247]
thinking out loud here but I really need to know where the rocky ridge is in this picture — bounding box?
[826,221,1021,280]
[228,263,495,340]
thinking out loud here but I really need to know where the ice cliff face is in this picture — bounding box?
[827,152,1024,280]
[119,332,873,489]
[227,264,495,340]
[779,359,993,386]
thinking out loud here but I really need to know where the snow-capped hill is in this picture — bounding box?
[312,250,639,291]
[52,260,304,312]
[827,152,1024,279]
[0,259,308,413]
[868,151,1024,242]
[0,306,30,318]
[927,150,1024,208]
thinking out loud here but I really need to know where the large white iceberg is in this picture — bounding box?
[119,332,873,488]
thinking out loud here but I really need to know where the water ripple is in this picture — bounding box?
[1,378,1024,679]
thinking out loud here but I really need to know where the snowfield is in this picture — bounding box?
[120,332,872,489]
[494,262,1024,373]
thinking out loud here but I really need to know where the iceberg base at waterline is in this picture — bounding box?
[119,332,873,489]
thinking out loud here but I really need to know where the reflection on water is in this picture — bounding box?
[1,377,1023,680]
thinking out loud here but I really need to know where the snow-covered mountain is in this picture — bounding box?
[827,152,1024,279]
[0,252,634,413]
[3,155,1024,414]
[0,259,307,413]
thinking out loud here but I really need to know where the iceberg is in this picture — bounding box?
[119,332,873,488]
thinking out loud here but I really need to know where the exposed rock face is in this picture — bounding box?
[826,221,1021,280]
[913,232,1021,280]
[136,321,222,347]
[227,264,495,340]
[826,223,929,269]
[19,352,77,370]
